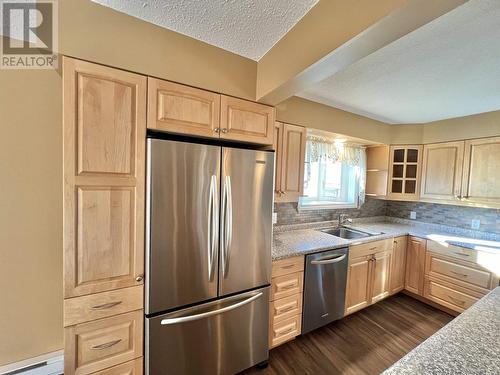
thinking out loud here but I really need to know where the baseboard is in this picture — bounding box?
[0,351,63,375]
[401,290,459,317]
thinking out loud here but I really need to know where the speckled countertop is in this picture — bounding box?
[272,216,500,260]
[382,287,500,375]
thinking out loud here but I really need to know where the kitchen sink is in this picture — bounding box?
[319,227,378,239]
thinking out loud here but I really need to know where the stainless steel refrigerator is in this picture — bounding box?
[145,137,274,375]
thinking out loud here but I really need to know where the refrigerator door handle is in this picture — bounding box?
[160,292,263,325]
[222,175,233,278]
[208,175,218,281]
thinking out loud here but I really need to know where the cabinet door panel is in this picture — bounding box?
[462,137,500,204]
[389,236,407,294]
[147,78,220,138]
[405,237,426,295]
[273,122,284,200]
[371,251,392,304]
[220,95,274,145]
[64,57,145,298]
[279,124,306,202]
[420,141,464,201]
[345,256,371,315]
[387,145,422,201]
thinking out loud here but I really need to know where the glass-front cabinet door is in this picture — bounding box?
[388,145,423,201]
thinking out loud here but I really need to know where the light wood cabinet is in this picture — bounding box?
[64,310,143,375]
[389,236,407,295]
[147,78,220,138]
[461,136,500,205]
[269,256,304,348]
[63,57,146,374]
[404,237,426,295]
[345,239,393,315]
[420,141,464,201]
[365,145,389,198]
[387,145,423,201]
[91,359,143,375]
[274,122,307,202]
[220,95,275,145]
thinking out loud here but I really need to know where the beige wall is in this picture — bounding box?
[0,1,258,366]
[0,67,62,365]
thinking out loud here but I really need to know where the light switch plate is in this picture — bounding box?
[471,219,480,230]
[272,212,277,224]
[410,211,417,220]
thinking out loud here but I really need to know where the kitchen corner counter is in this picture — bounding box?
[272,218,500,261]
[383,287,500,375]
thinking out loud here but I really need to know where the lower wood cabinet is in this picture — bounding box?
[405,236,426,295]
[91,358,143,375]
[389,236,408,294]
[345,239,393,315]
[269,256,304,348]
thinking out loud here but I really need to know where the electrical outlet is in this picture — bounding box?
[272,212,278,224]
[410,211,417,220]
[471,219,480,230]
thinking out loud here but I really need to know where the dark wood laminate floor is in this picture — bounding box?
[243,293,453,375]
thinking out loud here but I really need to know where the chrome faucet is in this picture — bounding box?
[339,214,353,226]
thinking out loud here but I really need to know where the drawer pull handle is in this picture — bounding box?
[281,264,295,269]
[91,301,122,310]
[447,295,465,306]
[277,327,295,337]
[276,305,295,314]
[450,271,468,278]
[279,283,297,291]
[452,252,470,257]
[91,339,122,350]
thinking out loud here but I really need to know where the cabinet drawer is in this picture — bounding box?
[426,240,478,263]
[270,293,303,324]
[64,286,143,327]
[270,272,303,301]
[349,238,393,260]
[425,252,493,291]
[65,310,143,375]
[270,314,302,348]
[91,358,143,375]
[423,276,482,313]
[272,256,304,278]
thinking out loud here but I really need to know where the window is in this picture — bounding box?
[300,134,366,209]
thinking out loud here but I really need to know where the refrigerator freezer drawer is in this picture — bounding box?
[145,287,269,375]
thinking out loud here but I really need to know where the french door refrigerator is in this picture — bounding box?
[145,137,274,375]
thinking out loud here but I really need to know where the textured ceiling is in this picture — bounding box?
[298,0,500,124]
[92,0,318,60]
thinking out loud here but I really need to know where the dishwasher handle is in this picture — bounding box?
[310,254,346,265]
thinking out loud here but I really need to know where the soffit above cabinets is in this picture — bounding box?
[91,0,318,61]
[298,0,500,124]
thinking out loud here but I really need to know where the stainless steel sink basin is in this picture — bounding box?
[319,227,376,239]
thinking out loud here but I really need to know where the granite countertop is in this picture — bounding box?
[272,217,500,260]
[382,287,500,375]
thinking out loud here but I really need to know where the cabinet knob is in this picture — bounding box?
[214,128,220,133]
[135,275,144,282]
[221,128,228,133]
[280,190,286,195]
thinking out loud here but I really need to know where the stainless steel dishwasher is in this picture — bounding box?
[302,247,349,334]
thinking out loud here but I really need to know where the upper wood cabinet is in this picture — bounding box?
[63,58,146,298]
[147,78,220,138]
[274,122,306,202]
[405,236,426,296]
[461,137,500,205]
[220,95,275,145]
[389,236,407,295]
[365,145,389,198]
[387,145,423,201]
[420,141,464,201]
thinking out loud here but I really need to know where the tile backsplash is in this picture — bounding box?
[274,197,386,226]
[386,200,500,233]
[275,198,500,233]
